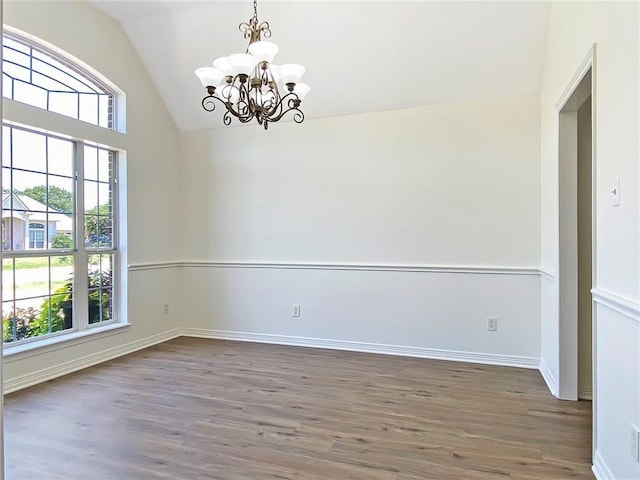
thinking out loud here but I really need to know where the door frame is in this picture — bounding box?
[555,44,597,456]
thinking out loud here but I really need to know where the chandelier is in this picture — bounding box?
[195,0,309,130]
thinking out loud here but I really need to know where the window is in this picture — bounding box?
[28,223,45,249]
[2,34,114,128]
[2,31,122,347]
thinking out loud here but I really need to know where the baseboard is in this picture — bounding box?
[182,328,540,369]
[3,328,542,393]
[539,357,559,398]
[3,328,183,394]
[592,450,614,480]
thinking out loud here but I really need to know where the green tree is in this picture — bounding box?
[22,185,73,213]
[52,233,73,249]
[85,204,111,246]
[52,233,73,264]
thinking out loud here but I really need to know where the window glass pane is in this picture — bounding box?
[85,214,112,248]
[88,253,112,325]
[47,177,74,214]
[48,137,74,178]
[2,166,11,193]
[84,145,98,181]
[13,171,48,209]
[2,60,29,83]
[3,258,14,300]
[13,128,46,173]
[85,144,113,249]
[99,95,111,129]
[4,36,29,54]
[2,75,14,100]
[13,82,48,111]
[97,183,111,209]
[2,126,10,167]
[98,149,111,182]
[49,91,79,120]
[84,181,99,211]
[2,256,74,343]
[79,94,99,125]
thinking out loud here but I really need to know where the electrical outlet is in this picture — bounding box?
[292,305,301,317]
[631,423,640,463]
[163,303,169,315]
[487,317,498,331]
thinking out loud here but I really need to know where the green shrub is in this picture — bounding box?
[2,270,112,343]
[3,307,39,343]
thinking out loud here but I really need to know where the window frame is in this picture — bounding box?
[1,27,127,353]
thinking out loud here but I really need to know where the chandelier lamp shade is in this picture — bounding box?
[195,0,309,130]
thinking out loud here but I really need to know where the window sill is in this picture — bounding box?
[3,322,131,362]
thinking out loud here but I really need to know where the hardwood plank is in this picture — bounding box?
[4,338,593,479]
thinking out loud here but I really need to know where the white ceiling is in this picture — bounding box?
[90,0,551,132]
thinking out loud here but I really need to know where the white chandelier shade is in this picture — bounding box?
[247,41,279,63]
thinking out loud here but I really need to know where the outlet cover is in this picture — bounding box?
[487,317,498,331]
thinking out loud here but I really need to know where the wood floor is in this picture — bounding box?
[4,337,593,479]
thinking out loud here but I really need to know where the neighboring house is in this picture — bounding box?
[1,192,72,250]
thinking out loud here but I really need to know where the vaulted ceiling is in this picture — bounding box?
[91,1,551,132]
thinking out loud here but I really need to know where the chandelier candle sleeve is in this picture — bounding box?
[195,0,309,129]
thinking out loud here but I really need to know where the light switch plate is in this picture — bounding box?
[612,176,620,207]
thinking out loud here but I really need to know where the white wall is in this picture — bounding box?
[179,96,542,366]
[2,1,182,390]
[539,2,640,479]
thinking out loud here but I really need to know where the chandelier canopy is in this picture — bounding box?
[195,0,309,130]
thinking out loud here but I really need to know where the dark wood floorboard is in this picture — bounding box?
[4,337,593,479]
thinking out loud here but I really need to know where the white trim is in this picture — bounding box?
[540,268,555,281]
[181,261,541,276]
[3,322,130,360]
[556,45,596,111]
[128,261,182,271]
[592,288,640,322]
[592,450,614,480]
[182,328,540,369]
[3,328,182,394]
[128,260,558,277]
[539,357,559,398]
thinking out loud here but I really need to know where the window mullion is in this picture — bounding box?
[74,141,88,332]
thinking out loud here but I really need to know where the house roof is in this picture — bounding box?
[2,192,73,232]
[89,0,551,132]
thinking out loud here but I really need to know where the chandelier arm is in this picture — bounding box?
[264,93,302,123]
[258,85,285,119]
[201,94,226,112]
[222,110,233,126]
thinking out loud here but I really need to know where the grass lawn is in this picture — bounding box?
[3,256,72,270]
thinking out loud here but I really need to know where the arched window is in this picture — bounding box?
[2,30,123,347]
[2,34,115,128]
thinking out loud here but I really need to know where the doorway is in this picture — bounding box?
[558,64,594,403]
